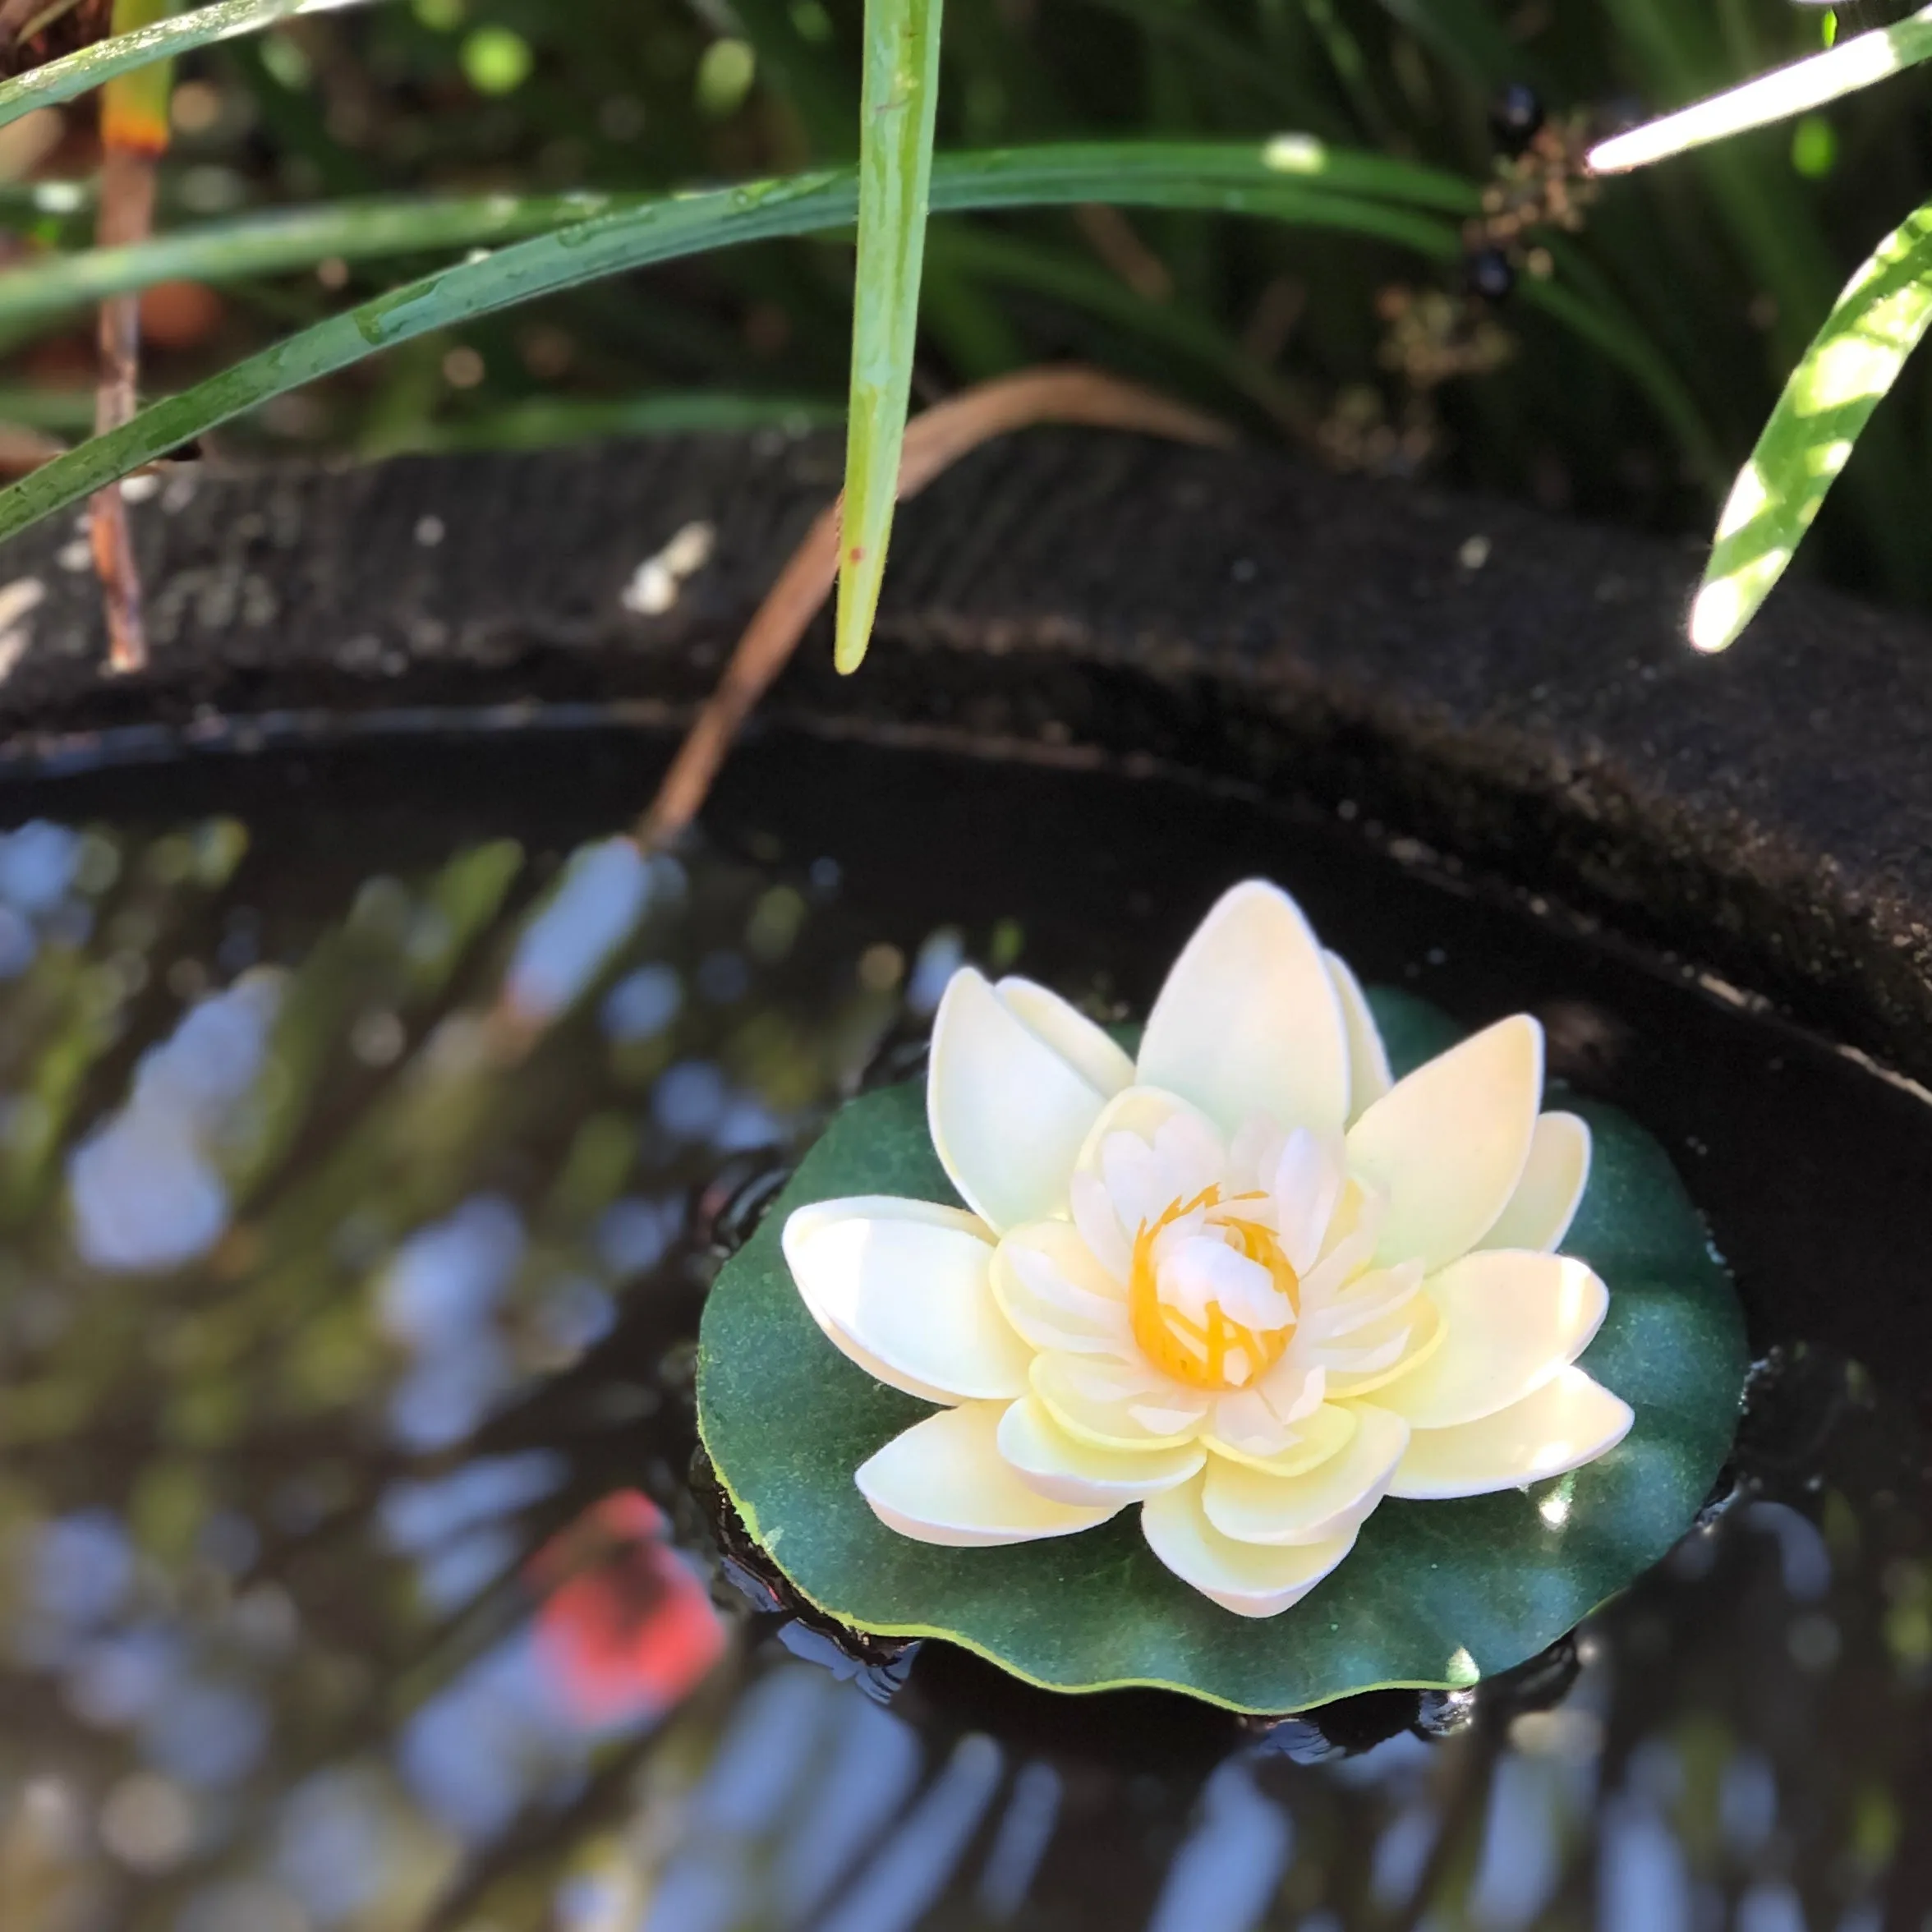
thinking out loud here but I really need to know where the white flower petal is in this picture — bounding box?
[1258,1359,1327,1426]
[1069,1171,1133,1282]
[1228,1114,1286,1195]
[1387,1367,1634,1499]
[1345,1015,1543,1272]
[784,1198,984,1401]
[858,1402,1122,1546]
[1303,1261,1424,1341]
[997,1394,1204,1505]
[1203,1404,1410,1546]
[1151,1108,1227,1208]
[1032,1350,1208,1450]
[1137,881,1350,1139]
[996,977,1135,1099]
[1272,1129,1344,1275]
[1300,1177,1384,1298]
[992,1221,1132,1355]
[1075,1086,1225,1230]
[1141,1475,1357,1617]
[1320,1295,1443,1398]
[1207,1387,1300,1460]
[1163,1235,1288,1330]
[783,1197,1033,1402]
[1326,949,1392,1123]
[1480,1112,1592,1254]
[928,967,1108,1233]
[1202,1399,1357,1477]
[1373,1251,1608,1430]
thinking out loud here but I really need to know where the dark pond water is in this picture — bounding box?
[0,722,1925,1932]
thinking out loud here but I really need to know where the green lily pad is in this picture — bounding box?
[697,990,1749,1713]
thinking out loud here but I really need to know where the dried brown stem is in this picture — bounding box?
[638,365,1230,846]
[90,143,158,676]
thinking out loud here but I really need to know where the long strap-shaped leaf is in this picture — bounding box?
[0,0,380,129]
[835,0,942,674]
[1589,2,1932,173]
[0,140,1479,337]
[1689,199,1932,653]
[0,150,1704,548]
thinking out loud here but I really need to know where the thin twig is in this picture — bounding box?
[90,140,157,674]
[638,365,1230,845]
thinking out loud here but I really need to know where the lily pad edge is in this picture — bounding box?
[699,1417,1543,1712]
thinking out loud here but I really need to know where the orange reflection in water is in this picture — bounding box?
[529,1493,726,1727]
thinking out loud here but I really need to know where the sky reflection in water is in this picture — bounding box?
[0,751,1920,1932]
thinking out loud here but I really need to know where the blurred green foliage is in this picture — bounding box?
[1,0,1929,612]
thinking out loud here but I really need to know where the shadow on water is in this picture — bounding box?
[0,724,1923,1931]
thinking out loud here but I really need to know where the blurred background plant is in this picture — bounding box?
[0,0,1926,658]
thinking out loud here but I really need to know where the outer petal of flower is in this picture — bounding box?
[996,977,1135,1099]
[858,1402,1121,1546]
[1202,1404,1410,1546]
[1141,1475,1357,1617]
[997,1395,1205,1505]
[1202,1400,1358,1476]
[1032,1351,1209,1451]
[1326,950,1393,1124]
[783,1197,1033,1402]
[1480,1112,1592,1254]
[1372,1251,1608,1430]
[928,968,1108,1233]
[992,1221,1131,1356]
[1387,1367,1634,1499]
[1346,1015,1543,1271]
[1137,881,1350,1140]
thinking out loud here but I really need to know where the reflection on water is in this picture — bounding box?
[0,728,1924,1931]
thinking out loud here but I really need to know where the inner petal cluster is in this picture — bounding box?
[780,877,1635,1622]
[1128,1185,1297,1392]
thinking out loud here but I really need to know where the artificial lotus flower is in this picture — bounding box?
[781,881,1634,1618]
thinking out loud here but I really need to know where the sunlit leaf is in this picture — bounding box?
[0,0,382,133]
[697,991,1747,1711]
[1589,2,1932,174]
[833,0,942,676]
[1690,198,1932,652]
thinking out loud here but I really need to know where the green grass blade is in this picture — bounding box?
[1589,2,1932,173]
[834,0,943,675]
[0,191,648,341]
[0,137,1480,347]
[1688,200,1932,653]
[367,391,844,455]
[0,0,384,134]
[0,145,1541,549]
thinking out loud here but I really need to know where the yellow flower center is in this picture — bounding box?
[1128,1185,1300,1392]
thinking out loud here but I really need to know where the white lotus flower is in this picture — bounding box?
[782,881,1635,1618]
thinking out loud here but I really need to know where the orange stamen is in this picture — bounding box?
[1128,1185,1300,1391]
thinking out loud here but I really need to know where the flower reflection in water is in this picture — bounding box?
[0,738,1920,1932]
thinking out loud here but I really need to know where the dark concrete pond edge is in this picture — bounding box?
[2,427,1931,1088]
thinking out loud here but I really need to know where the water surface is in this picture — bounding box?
[0,725,1924,1932]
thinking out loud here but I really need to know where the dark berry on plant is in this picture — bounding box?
[1489,83,1545,155]
[1465,248,1516,302]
